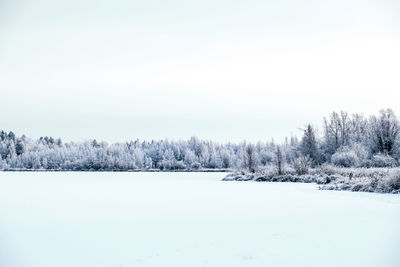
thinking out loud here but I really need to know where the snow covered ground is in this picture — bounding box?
[0,172,399,267]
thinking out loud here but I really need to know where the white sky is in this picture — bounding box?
[1,0,399,143]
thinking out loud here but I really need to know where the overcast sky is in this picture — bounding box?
[1,0,399,143]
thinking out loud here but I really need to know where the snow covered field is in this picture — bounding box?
[0,172,399,267]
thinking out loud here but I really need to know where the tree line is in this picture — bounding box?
[0,109,399,172]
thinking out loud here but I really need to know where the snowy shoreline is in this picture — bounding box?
[223,167,400,194]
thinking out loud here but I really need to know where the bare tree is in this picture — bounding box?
[243,144,258,173]
[349,113,368,144]
[293,155,312,175]
[275,145,284,175]
[324,111,351,154]
[369,109,399,155]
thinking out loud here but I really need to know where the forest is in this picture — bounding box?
[0,108,399,173]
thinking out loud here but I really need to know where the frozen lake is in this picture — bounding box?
[0,172,399,267]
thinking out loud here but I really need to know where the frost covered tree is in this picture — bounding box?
[348,113,368,144]
[219,148,232,169]
[0,108,398,171]
[274,146,284,175]
[15,139,25,156]
[368,109,399,156]
[7,141,16,160]
[293,156,312,175]
[323,111,351,154]
[183,149,197,167]
[300,124,319,165]
[242,144,258,173]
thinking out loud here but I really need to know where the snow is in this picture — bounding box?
[0,172,399,267]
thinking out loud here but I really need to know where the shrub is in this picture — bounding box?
[386,169,400,190]
[159,159,186,170]
[351,183,365,192]
[314,163,337,175]
[371,154,397,167]
[293,156,312,175]
[331,150,359,167]
[258,164,276,178]
[191,162,201,169]
[351,143,370,166]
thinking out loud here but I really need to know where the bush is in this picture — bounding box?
[191,162,201,169]
[314,163,337,175]
[293,156,312,175]
[159,160,186,170]
[385,169,400,190]
[352,143,370,166]
[331,150,359,167]
[351,183,365,192]
[371,154,397,167]
[257,164,277,178]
